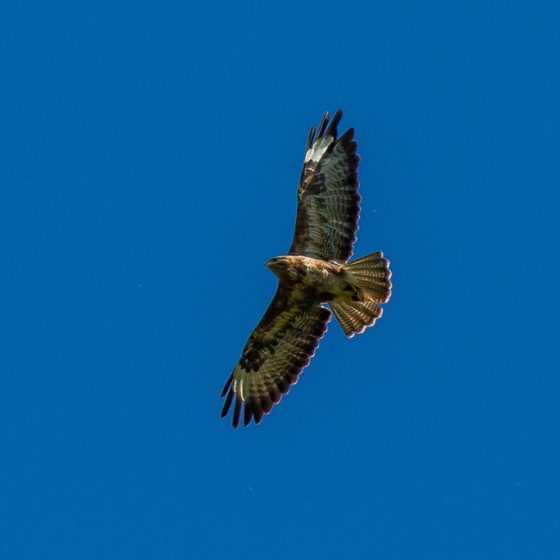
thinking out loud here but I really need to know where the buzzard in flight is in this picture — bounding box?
[221,109,392,427]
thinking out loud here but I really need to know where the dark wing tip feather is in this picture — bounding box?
[324,108,343,138]
[232,395,242,428]
[253,400,264,424]
[269,386,281,405]
[220,373,233,397]
[276,377,289,394]
[243,401,253,427]
[306,126,316,150]
[261,395,273,414]
[339,127,355,142]
[318,306,331,322]
[316,111,330,138]
[220,389,234,418]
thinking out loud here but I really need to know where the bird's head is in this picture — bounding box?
[266,256,292,279]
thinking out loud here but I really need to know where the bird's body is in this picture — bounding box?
[221,110,392,427]
[267,255,352,300]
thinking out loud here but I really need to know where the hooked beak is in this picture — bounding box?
[266,257,282,274]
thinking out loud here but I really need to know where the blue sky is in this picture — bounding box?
[3,2,560,558]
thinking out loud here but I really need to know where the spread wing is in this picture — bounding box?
[221,285,331,428]
[289,109,361,263]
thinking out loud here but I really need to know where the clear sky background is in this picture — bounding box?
[3,2,560,558]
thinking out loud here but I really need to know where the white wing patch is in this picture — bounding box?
[305,135,333,163]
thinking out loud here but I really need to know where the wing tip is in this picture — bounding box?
[339,127,356,144]
[232,395,242,428]
[220,373,233,397]
[243,401,253,427]
[220,311,331,429]
[306,125,316,150]
[316,108,344,140]
[220,388,234,418]
[227,395,269,428]
[316,111,330,138]
[325,108,343,138]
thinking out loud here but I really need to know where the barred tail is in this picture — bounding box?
[330,299,383,338]
[330,251,392,338]
[344,251,392,303]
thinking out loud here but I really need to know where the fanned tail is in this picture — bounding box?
[330,300,383,338]
[330,251,392,337]
[343,251,392,303]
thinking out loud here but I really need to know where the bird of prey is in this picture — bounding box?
[221,109,392,428]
